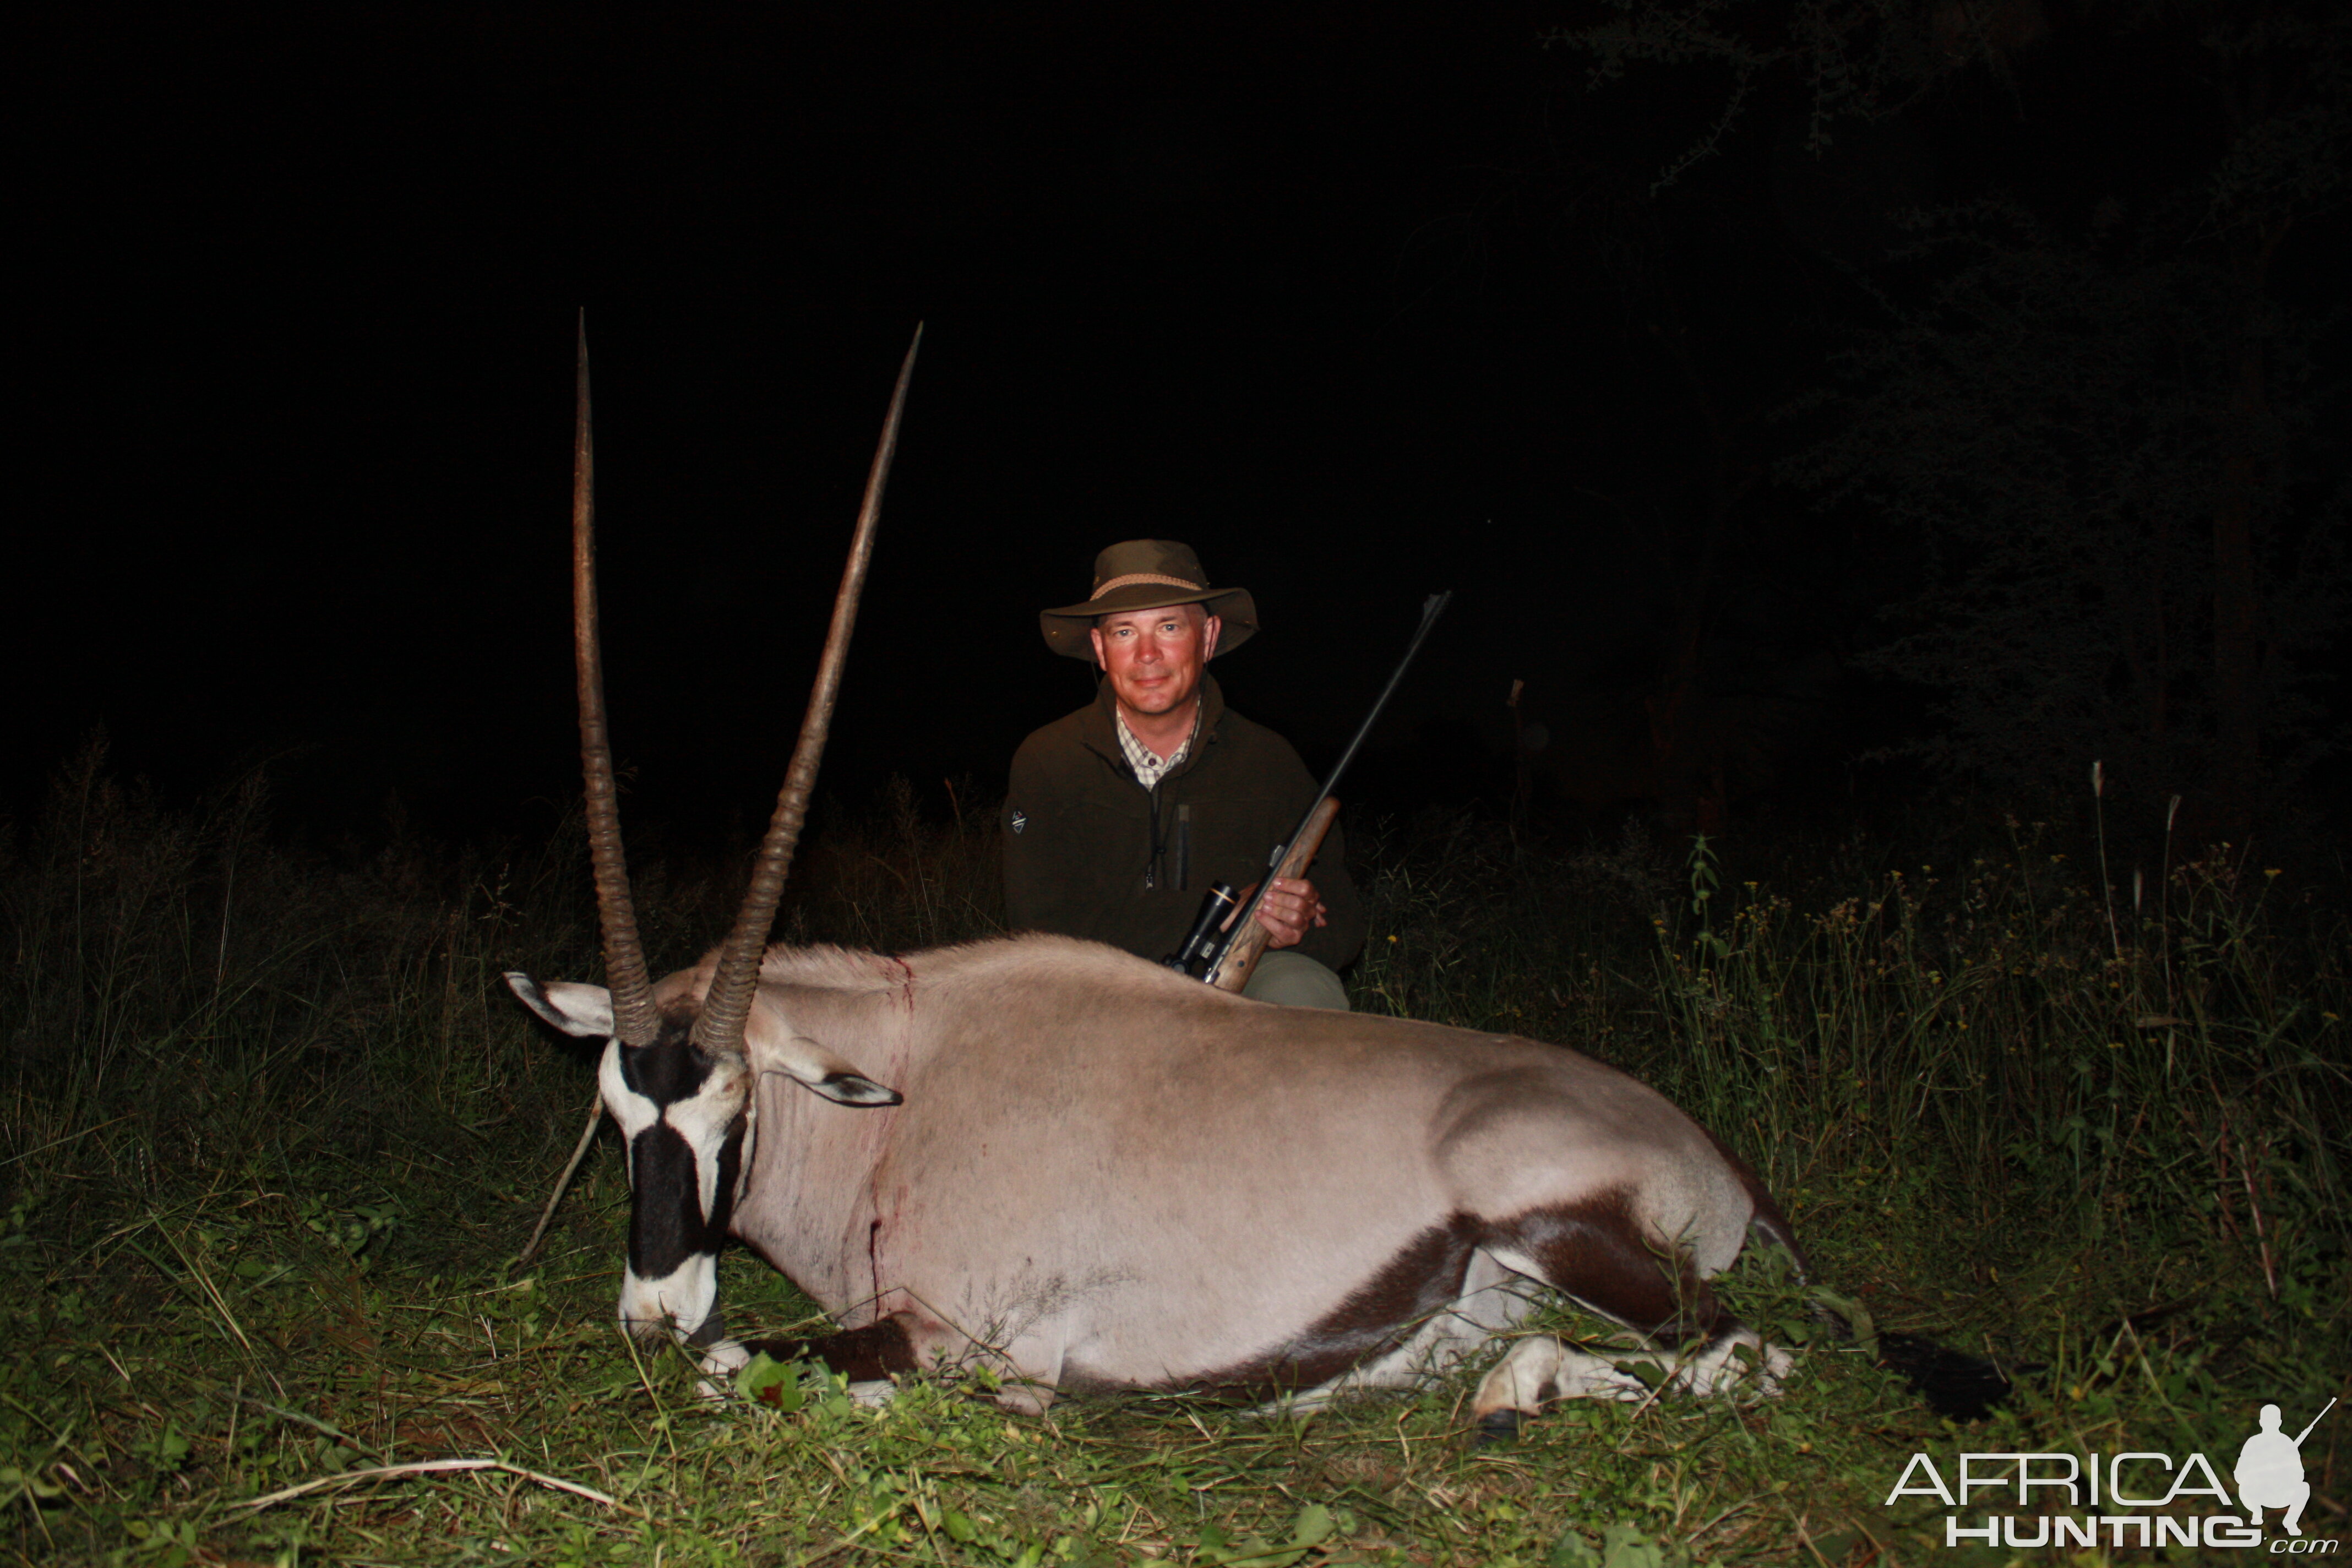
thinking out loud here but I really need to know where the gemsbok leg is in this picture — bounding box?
[1469,1198,1794,1438]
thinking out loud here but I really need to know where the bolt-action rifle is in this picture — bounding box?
[1166,591,1451,993]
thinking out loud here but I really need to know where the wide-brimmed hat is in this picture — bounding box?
[1038,540,1259,660]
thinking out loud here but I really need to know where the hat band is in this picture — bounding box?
[1092,572,1205,597]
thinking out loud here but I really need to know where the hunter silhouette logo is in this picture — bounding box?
[2239,1399,2335,1538]
[1886,1397,2340,1551]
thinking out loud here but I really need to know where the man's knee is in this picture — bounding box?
[1242,951,1351,1011]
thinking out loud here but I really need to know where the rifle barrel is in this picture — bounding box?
[1195,590,1450,977]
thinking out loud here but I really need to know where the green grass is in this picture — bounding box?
[2,748,2345,1565]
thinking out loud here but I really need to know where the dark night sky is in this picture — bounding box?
[17,4,2345,843]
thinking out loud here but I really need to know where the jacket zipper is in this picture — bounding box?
[1139,719,1206,892]
[1146,783,1162,890]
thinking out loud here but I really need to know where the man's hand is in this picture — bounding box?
[1246,878,1328,951]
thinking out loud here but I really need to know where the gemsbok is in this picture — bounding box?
[507,322,1968,1436]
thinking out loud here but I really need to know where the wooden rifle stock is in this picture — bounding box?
[1205,796,1341,995]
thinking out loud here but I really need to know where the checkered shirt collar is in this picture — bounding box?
[1115,707,1196,792]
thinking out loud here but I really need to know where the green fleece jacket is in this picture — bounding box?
[1001,675,1366,971]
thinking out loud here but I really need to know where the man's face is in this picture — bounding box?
[1090,603,1220,720]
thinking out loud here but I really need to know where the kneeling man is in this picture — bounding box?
[1003,541,1364,1008]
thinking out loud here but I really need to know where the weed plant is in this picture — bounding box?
[1,748,2344,1565]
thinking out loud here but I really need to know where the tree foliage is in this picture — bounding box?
[1785,203,2344,804]
[1550,0,2352,815]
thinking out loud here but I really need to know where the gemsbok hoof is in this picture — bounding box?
[1474,1411,1522,1446]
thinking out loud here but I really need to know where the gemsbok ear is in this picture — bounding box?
[804,1069,903,1107]
[506,973,616,1040]
[753,1033,903,1107]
